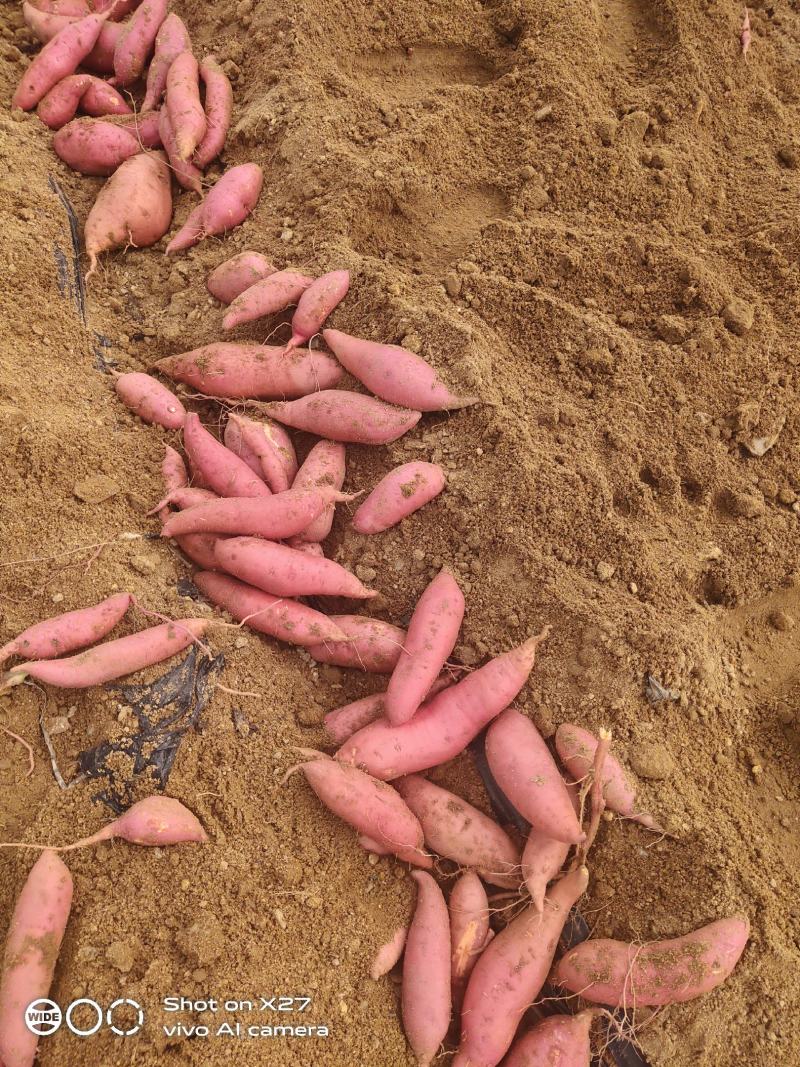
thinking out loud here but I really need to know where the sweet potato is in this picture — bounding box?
[551,914,750,1007]
[521,832,570,914]
[1,619,208,691]
[114,370,185,429]
[0,592,131,664]
[336,630,549,781]
[554,723,661,830]
[324,328,478,411]
[37,72,129,128]
[207,251,277,304]
[402,871,451,1067]
[1,797,207,854]
[151,486,217,516]
[229,414,297,493]
[113,0,168,86]
[154,343,343,399]
[223,417,270,481]
[114,107,162,146]
[214,537,376,599]
[193,571,348,646]
[159,105,202,193]
[166,163,263,253]
[371,926,407,980]
[262,391,422,446]
[485,709,583,845]
[395,775,521,888]
[308,615,406,674]
[222,269,314,331]
[157,443,188,521]
[84,149,172,275]
[453,867,589,1067]
[384,569,463,726]
[285,269,350,352]
[161,487,345,539]
[183,412,271,499]
[352,461,445,535]
[0,852,72,1067]
[13,10,109,110]
[323,676,452,746]
[193,54,233,168]
[142,12,190,111]
[92,0,142,18]
[294,751,430,867]
[502,1011,594,1067]
[291,440,346,542]
[165,51,205,160]
[450,871,490,989]
[29,0,90,16]
[22,4,123,72]
[175,533,224,571]
[53,114,140,174]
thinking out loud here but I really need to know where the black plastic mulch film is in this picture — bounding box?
[77,647,224,814]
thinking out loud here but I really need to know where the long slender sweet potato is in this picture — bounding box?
[395,775,521,888]
[154,343,343,399]
[84,150,172,275]
[308,615,406,674]
[262,392,421,446]
[551,914,750,1007]
[160,487,345,539]
[0,853,73,1067]
[453,867,589,1067]
[554,723,661,830]
[214,537,376,599]
[222,270,314,330]
[485,709,583,845]
[159,105,202,193]
[292,751,431,867]
[0,592,131,664]
[165,51,205,160]
[193,572,348,646]
[22,5,123,74]
[336,630,549,780]
[1,619,208,690]
[206,251,276,304]
[13,10,109,110]
[113,0,168,86]
[402,871,451,1067]
[290,440,346,542]
[449,871,490,991]
[142,13,190,111]
[183,412,271,499]
[324,328,477,411]
[384,569,463,726]
[193,54,233,168]
[352,462,446,534]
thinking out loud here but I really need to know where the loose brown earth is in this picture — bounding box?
[1,0,799,1065]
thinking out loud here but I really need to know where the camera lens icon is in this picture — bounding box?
[25,999,62,1036]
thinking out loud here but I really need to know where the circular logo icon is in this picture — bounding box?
[25,999,62,1036]
[107,998,144,1036]
[65,998,103,1037]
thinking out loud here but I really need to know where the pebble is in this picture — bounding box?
[533,104,553,122]
[51,592,64,604]
[722,297,754,336]
[656,314,691,344]
[620,110,650,142]
[777,487,797,506]
[295,704,325,727]
[234,636,249,649]
[356,564,377,582]
[106,940,136,972]
[770,610,795,632]
[629,742,674,780]
[46,716,70,735]
[596,561,615,582]
[73,475,119,504]
[130,554,158,576]
[280,228,294,242]
[443,273,462,298]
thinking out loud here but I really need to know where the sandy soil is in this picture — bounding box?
[1,0,799,1064]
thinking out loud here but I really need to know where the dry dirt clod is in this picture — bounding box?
[73,475,120,504]
[722,297,755,336]
[629,742,675,780]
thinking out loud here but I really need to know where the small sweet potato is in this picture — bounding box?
[352,461,446,535]
[402,871,451,1067]
[182,412,271,499]
[13,10,109,110]
[165,51,205,160]
[206,251,276,304]
[222,270,314,331]
[285,269,350,352]
[308,615,406,674]
[503,1011,594,1067]
[166,163,263,253]
[193,54,233,168]
[37,73,129,129]
[262,391,422,446]
[142,12,190,111]
[114,371,185,429]
[159,105,202,193]
[113,0,168,86]
[214,537,376,599]
[290,440,346,542]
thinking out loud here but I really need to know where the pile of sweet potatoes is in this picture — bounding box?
[15,0,263,274]
[2,18,753,1066]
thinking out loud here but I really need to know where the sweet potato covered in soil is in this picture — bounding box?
[2,0,796,1063]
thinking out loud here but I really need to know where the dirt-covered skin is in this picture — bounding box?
[1,0,800,1064]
